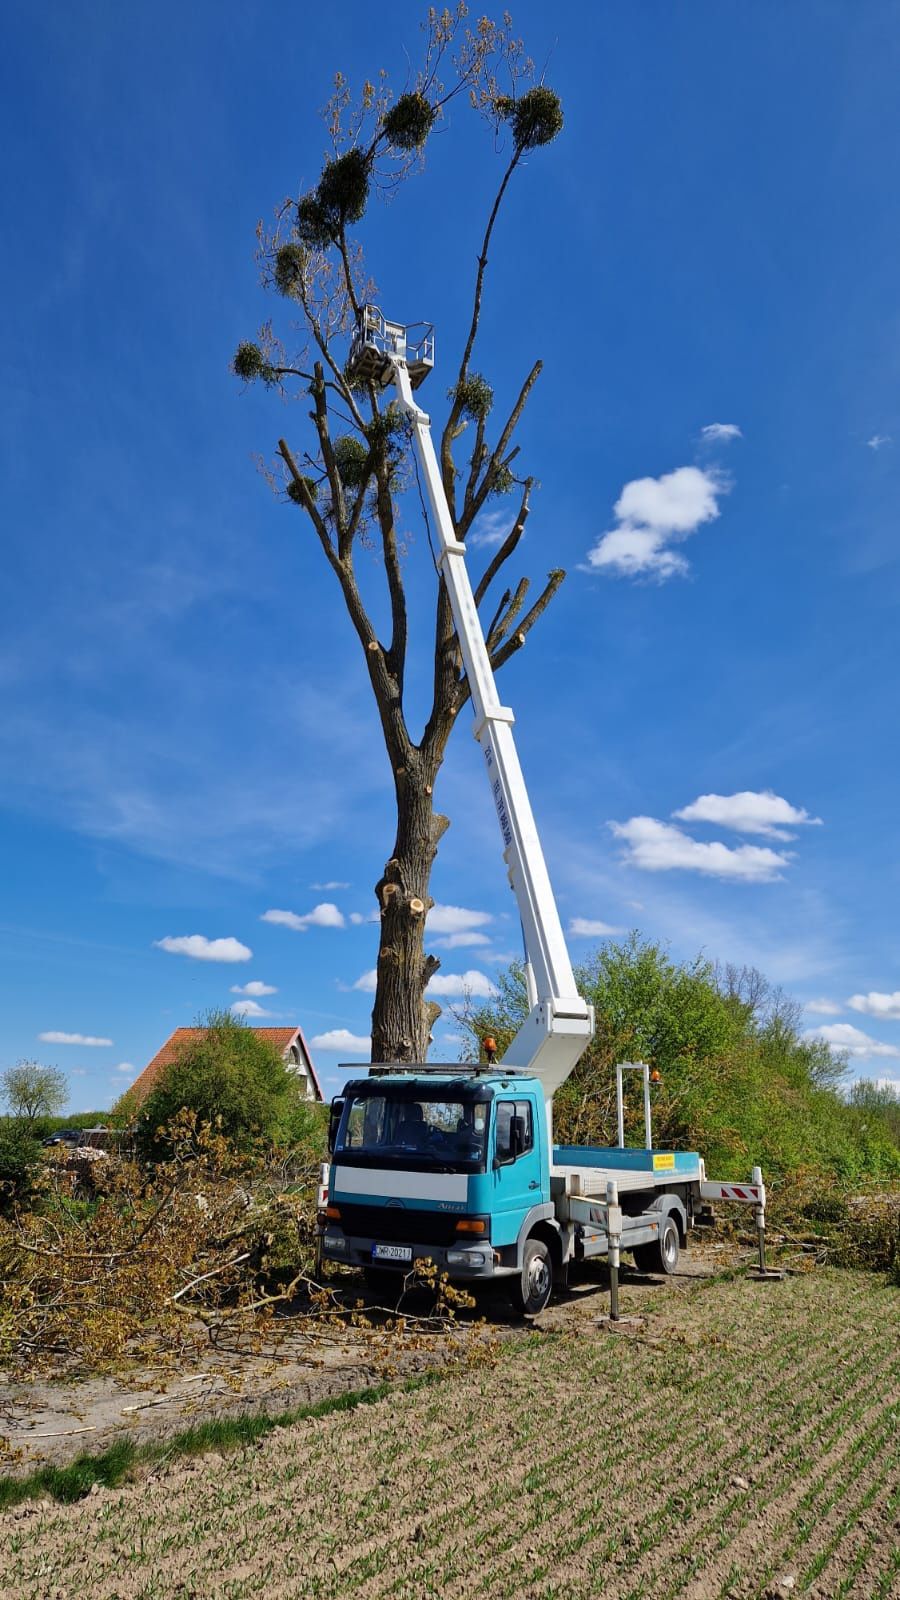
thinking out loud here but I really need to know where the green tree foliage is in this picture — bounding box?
[0,1121,43,1214]
[1,1061,67,1125]
[465,935,900,1184]
[132,1013,313,1158]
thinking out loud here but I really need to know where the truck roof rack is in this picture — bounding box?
[345,1062,531,1078]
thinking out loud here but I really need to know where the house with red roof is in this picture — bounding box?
[125,1026,323,1106]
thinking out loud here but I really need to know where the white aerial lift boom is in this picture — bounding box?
[348,306,595,1138]
[327,308,774,1309]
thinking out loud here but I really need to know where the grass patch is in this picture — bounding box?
[0,1363,460,1513]
[0,1438,138,1511]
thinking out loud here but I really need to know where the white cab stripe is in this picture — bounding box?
[333,1166,469,1203]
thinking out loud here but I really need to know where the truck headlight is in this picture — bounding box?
[324,1233,346,1250]
[447,1250,486,1266]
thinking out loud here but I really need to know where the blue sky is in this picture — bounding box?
[2,2,899,1110]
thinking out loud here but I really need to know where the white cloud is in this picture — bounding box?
[803,1023,900,1060]
[468,510,509,549]
[673,790,822,842]
[428,904,492,935]
[39,1031,113,1046]
[433,932,492,949]
[352,969,378,993]
[231,999,273,1018]
[874,1075,900,1094]
[609,817,789,882]
[154,934,252,963]
[115,1061,136,1074]
[425,970,497,999]
[867,434,892,451]
[804,998,843,1017]
[311,880,350,891]
[261,903,345,932]
[700,423,742,443]
[568,917,623,937]
[349,910,379,925]
[309,1028,371,1055]
[230,981,278,997]
[585,465,726,581]
[847,991,900,1022]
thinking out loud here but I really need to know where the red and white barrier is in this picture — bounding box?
[700,1181,763,1203]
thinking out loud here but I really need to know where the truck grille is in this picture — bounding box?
[335,1202,462,1246]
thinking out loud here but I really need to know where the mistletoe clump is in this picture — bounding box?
[273,241,307,298]
[297,192,334,248]
[297,148,372,248]
[487,461,515,498]
[449,372,494,421]
[502,85,564,151]
[233,341,275,384]
[317,148,371,225]
[383,91,436,150]
[334,434,370,489]
[286,474,319,505]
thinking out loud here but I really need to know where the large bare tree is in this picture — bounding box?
[234,8,566,1063]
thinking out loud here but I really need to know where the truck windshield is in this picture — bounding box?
[335,1092,489,1173]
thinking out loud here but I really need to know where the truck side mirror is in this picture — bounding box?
[327,1097,345,1155]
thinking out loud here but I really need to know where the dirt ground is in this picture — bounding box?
[1,1257,897,1599]
[0,1242,734,1470]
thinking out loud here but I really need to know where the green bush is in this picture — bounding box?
[133,1012,311,1158]
[0,1121,43,1213]
[465,935,900,1187]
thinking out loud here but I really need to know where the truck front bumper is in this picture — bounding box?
[321,1230,513,1280]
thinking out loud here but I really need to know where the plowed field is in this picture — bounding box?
[1,1269,897,1599]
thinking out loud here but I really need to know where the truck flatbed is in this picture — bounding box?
[552,1145,703,1198]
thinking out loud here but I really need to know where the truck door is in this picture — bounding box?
[490,1096,544,1253]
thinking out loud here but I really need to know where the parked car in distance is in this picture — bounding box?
[42,1128,84,1147]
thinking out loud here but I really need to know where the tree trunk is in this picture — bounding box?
[370,760,450,1062]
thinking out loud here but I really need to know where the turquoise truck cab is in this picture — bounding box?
[322,1070,559,1312]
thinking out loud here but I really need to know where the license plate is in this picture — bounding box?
[372,1243,413,1263]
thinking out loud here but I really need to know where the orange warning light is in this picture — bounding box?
[483,1036,498,1063]
[650,1069,662,1083]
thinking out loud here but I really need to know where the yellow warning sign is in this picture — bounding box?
[652,1153,676,1171]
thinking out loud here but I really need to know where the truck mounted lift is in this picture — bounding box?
[319,306,771,1315]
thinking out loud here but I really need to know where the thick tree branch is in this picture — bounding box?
[490,569,566,673]
[486,575,530,652]
[458,362,542,537]
[375,459,408,691]
[279,438,411,766]
[337,223,362,319]
[461,411,488,518]
[296,278,368,434]
[484,586,511,647]
[308,364,350,548]
[277,437,342,581]
[421,578,460,763]
[439,149,522,501]
[472,479,533,607]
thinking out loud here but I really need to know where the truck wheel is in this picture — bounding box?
[509,1238,553,1316]
[632,1216,680,1276]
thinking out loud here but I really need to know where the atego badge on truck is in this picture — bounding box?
[318,307,770,1315]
